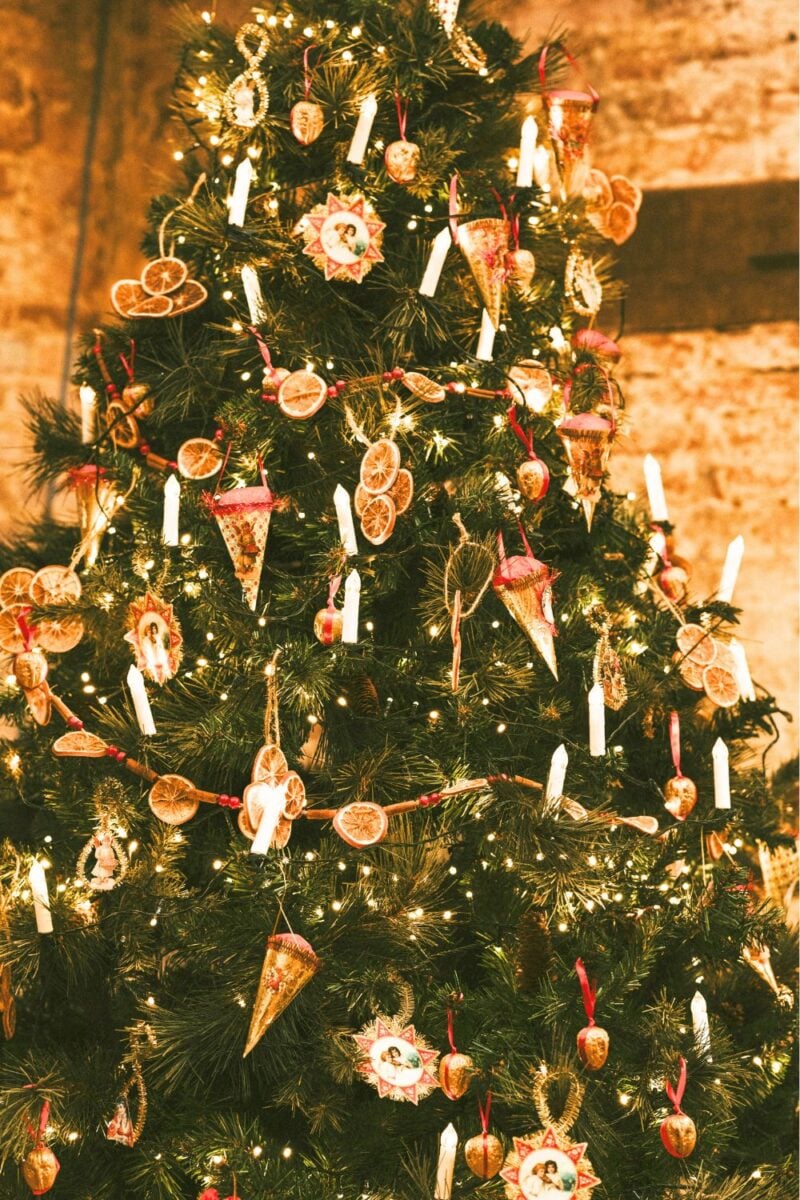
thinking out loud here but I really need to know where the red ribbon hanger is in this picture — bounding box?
[119,339,136,382]
[575,958,597,1026]
[538,41,600,109]
[669,711,683,778]
[394,90,409,140]
[507,404,537,461]
[665,1056,688,1113]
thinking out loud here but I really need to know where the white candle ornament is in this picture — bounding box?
[712,737,731,810]
[342,570,361,644]
[588,683,606,757]
[162,473,181,547]
[476,308,496,361]
[250,787,285,855]
[334,484,359,556]
[717,535,744,603]
[126,664,156,736]
[347,93,378,164]
[729,638,756,702]
[28,860,53,934]
[643,454,669,523]
[546,743,568,800]
[79,384,97,444]
[228,157,254,227]
[533,144,552,190]
[516,115,537,188]
[418,227,452,297]
[434,1122,458,1200]
[241,265,267,324]
[691,990,711,1058]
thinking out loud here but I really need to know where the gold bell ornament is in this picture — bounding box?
[493,528,558,679]
[575,958,609,1070]
[21,1101,59,1195]
[539,42,599,196]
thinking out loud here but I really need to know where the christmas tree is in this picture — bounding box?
[0,3,795,1198]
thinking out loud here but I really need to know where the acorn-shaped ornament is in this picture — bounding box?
[439,1051,474,1100]
[290,99,324,145]
[575,959,608,1070]
[660,1056,696,1158]
[505,246,536,290]
[122,381,154,419]
[509,406,549,502]
[465,1131,504,1179]
[22,1103,60,1196]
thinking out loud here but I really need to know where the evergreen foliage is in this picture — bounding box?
[0,3,795,1198]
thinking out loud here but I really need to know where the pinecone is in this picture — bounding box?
[515,908,553,992]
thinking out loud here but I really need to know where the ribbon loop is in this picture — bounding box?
[507,404,535,460]
[575,958,597,1025]
[669,711,683,778]
[394,91,409,140]
[665,1055,687,1113]
[538,42,600,108]
[478,1089,492,1132]
[448,174,460,244]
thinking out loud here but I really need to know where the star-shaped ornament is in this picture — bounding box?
[500,1126,600,1200]
[353,1015,439,1104]
[299,193,385,283]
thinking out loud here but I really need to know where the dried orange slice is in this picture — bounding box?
[0,606,27,655]
[168,280,207,316]
[677,657,705,691]
[702,664,739,708]
[177,437,223,481]
[36,615,84,654]
[111,279,148,318]
[106,401,140,449]
[387,467,414,515]
[676,623,716,667]
[610,174,642,212]
[52,730,107,757]
[605,201,637,245]
[0,569,33,607]
[354,482,370,517]
[141,256,188,296]
[332,801,389,847]
[360,439,400,495]
[30,566,81,607]
[360,493,396,546]
[402,372,445,404]
[271,815,294,850]
[238,805,257,839]
[281,771,306,819]
[710,640,738,677]
[584,168,614,210]
[129,294,174,318]
[277,371,328,420]
[252,742,288,785]
[149,774,200,825]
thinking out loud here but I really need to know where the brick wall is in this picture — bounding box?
[0,0,797,752]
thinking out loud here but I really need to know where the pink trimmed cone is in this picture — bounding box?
[493,555,558,679]
[211,485,273,611]
[557,411,614,531]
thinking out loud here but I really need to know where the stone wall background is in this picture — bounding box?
[0,0,797,755]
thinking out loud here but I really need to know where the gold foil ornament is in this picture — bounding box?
[244,933,321,1056]
[539,42,599,195]
[557,410,614,530]
[457,217,509,328]
[290,100,324,145]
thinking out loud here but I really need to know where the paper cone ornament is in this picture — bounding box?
[539,43,599,195]
[493,533,558,678]
[458,218,509,328]
[67,465,120,567]
[244,933,321,1056]
[557,411,614,530]
[208,483,273,611]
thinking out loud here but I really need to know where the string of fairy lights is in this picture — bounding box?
[0,3,786,1192]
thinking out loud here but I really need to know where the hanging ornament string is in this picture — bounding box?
[119,340,136,385]
[491,189,520,249]
[446,1002,461,1054]
[249,326,285,396]
[665,1056,687,1114]
[157,173,207,260]
[303,45,319,100]
[669,710,684,779]
[25,1098,50,1148]
[264,649,282,747]
[575,958,597,1027]
[507,404,538,462]
[478,1090,492,1133]
[443,514,494,692]
[449,174,460,244]
[532,1068,585,1134]
[394,91,409,141]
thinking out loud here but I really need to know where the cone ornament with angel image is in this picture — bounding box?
[557,371,616,530]
[451,180,510,328]
[244,932,321,1056]
[493,527,558,678]
[205,459,274,611]
[539,42,599,196]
